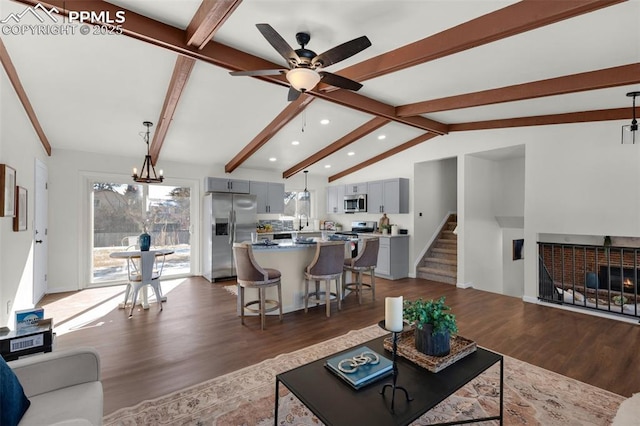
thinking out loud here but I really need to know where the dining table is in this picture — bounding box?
[109,248,174,309]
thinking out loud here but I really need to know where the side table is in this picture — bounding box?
[0,320,54,361]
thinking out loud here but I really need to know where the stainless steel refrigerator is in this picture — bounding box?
[203,192,257,282]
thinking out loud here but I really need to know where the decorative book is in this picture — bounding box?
[15,308,44,332]
[325,346,393,389]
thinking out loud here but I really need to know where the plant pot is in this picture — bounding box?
[414,324,451,357]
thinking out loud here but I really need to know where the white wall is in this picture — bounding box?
[0,71,49,327]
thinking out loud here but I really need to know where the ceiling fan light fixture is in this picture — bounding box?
[132,121,164,184]
[622,91,640,145]
[286,68,321,92]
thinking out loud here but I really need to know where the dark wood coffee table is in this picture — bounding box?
[274,335,503,425]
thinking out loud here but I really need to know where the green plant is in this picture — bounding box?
[403,296,458,336]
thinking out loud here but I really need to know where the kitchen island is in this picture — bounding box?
[241,239,357,315]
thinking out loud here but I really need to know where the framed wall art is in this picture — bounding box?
[0,164,16,217]
[512,239,524,260]
[13,186,27,231]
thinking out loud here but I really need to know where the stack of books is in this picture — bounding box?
[325,346,393,389]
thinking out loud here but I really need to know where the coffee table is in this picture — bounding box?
[274,335,503,425]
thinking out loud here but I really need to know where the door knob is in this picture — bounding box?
[35,240,43,244]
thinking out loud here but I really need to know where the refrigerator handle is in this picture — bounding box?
[228,210,233,245]
[231,209,237,244]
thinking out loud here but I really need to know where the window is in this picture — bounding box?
[90,181,192,284]
[283,190,312,223]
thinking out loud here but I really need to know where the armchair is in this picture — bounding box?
[8,347,103,425]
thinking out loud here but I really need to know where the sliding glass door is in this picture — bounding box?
[90,181,192,284]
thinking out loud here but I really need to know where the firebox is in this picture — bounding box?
[598,266,640,293]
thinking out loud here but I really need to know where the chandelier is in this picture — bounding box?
[132,121,164,184]
[622,91,640,145]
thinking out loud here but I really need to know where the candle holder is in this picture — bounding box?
[378,320,413,413]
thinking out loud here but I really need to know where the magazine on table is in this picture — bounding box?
[325,346,393,389]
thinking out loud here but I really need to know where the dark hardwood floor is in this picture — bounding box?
[40,276,640,416]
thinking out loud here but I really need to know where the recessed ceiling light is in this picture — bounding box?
[347,151,355,156]
[320,119,330,125]
[291,140,300,145]
[377,134,386,140]
[324,164,331,168]
[269,157,277,162]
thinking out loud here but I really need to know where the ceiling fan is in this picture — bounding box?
[230,23,371,101]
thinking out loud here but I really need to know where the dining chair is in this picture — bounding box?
[233,243,283,330]
[304,241,345,317]
[343,237,379,304]
[123,251,165,317]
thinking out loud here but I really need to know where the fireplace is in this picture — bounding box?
[598,266,640,293]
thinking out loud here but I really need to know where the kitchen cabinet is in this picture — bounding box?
[375,235,409,280]
[250,181,285,214]
[367,178,409,214]
[326,185,345,214]
[344,182,367,195]
[205,177,250,194]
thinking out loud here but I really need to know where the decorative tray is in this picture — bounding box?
[383,329,477,373]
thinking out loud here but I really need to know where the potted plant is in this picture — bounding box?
[403,296,458,356]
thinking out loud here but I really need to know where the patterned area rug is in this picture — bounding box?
[103,325,625,425]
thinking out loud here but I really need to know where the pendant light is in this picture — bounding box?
[132,121,164,183]
[622,91,640,144]
[302,170,309,228]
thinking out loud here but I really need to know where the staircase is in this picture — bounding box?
[417,214,457,284]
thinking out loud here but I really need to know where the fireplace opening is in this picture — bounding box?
[598,266,640,293]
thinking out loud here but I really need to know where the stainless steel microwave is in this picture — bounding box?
[344,194,367,213]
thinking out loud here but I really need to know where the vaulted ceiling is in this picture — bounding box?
[1,0,639,182]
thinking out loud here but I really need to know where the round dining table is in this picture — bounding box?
[109,249,174,309]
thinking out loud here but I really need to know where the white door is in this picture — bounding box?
[33,159,48,303]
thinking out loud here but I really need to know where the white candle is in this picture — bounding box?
[385,296,403,332]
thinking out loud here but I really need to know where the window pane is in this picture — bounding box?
[91,182,191,284]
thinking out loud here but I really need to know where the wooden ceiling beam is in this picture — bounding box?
[149,55,196,163]
[339,0,626,83]
[328,132,438,182]
[449,107,640,132]
[0,39,51,156]
[283,117,390,179]
[397,63,640,116]
[225,94,314,173]
[186,0,243,49]
[313,90,448,135]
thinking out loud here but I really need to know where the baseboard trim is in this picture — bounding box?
[456,282,473,289]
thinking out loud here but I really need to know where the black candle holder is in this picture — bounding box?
[378,320,413,413]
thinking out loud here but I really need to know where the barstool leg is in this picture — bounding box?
[325,280,331,317]
[315,280,320,307]
[277,282,283,321]
[240,285,245,325]
[371,269,376,300]
[259,287,266,331]
[304,278,310,313]
[336,276,342,311]
[358,272,363,305]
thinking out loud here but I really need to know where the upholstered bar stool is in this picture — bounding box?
[233,243,283,330]
[343,237,379,304]
[304,241,346,317]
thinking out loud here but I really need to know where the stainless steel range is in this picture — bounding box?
[335,221,377,258]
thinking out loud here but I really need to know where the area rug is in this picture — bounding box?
[103,325,625,426]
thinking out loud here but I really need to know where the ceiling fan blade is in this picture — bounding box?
[319,72,363,91]
[256,23,301,66]
[287,87,301,102]
[229,69,286,77]
[313,36,371,68]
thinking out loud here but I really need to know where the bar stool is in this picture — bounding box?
[233,243,283,330]
[304,241,345,317]
[343,237,379,304]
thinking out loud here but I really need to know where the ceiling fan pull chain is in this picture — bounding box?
[302,109,306,133]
